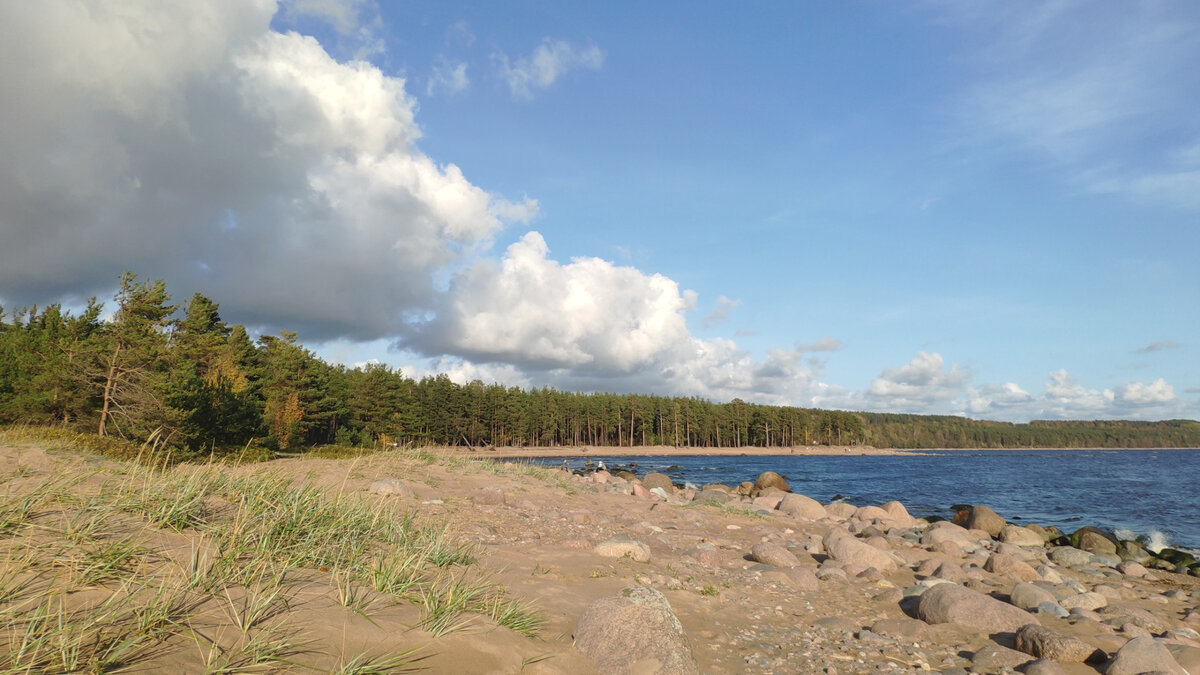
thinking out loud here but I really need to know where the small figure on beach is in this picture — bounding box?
[597,460,607,471]
[561,459,570,472]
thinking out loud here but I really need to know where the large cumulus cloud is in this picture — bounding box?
[0,0,532,340]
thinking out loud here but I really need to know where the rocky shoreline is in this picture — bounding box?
[476,461,1200,673]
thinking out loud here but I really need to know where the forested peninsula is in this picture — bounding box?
[3,274,1198,456]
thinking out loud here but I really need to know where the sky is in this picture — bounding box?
[1,0,1198,422]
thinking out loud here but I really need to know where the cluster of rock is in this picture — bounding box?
[558,468,1200,674]
[370,465,1199,674]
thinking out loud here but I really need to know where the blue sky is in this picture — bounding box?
[1,1,1197,421]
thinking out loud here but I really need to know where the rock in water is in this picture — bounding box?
[574,586,699,675]
[753,471,790,493]
[965,505,1007,538]
[1071,526,1118,556]
[917,583,1040,633]
[642,473,674,492]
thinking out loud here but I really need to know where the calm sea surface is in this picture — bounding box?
[531,449,1200,551]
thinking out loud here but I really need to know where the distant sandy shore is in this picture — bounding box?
[438,444,921,458]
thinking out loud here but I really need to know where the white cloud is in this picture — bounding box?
[1115,378,1175,406]
[405,232,697,372]
[495,38,604,100]
[427,57,469,96]
[0,1,530,341]
[966,382,1033,415]
[866,352,971,410]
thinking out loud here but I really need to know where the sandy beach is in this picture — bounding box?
[1,434,1197,673]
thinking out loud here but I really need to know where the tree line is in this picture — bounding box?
[2,275,1198,455]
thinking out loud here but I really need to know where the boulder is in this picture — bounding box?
[642,473,674,492]
[1048,546,1093,567]
[1115,539,1152,564]
[880,500,915,527]
[753,471,790,493]
[1009,582,1057,611]
[824,532,901,573]
[1103,636,1187,675]
[593,537,652,563]
[921,522,977,548]
[750,541,801,568]
[693,489,728,505]
[367,478,415,498]
[984,553,1041,581]
[1071,527,1118,556]
[574,586,699,675]
[965,505,1007,538]
[853,505,892,523]
[971,642,1032,670]
[1115,561,1149,578]
[824,502,857,520]
[1013,624,1103,662]
[778,493,826,520]
[917,583,1040,633]
[999,524,1046,547]
[1059,591,1107,612]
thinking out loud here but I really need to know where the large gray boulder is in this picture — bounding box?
[917,583,1040,634]
[574,586,699,675]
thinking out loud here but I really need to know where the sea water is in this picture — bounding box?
[535,449,1200,552]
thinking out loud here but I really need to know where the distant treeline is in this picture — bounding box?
[2,274,1198,455]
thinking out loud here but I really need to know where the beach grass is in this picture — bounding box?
[0,426,546,672]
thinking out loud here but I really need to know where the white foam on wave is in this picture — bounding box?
[1115,528,1171,553]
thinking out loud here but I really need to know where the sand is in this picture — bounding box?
[1,439,1197,674]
